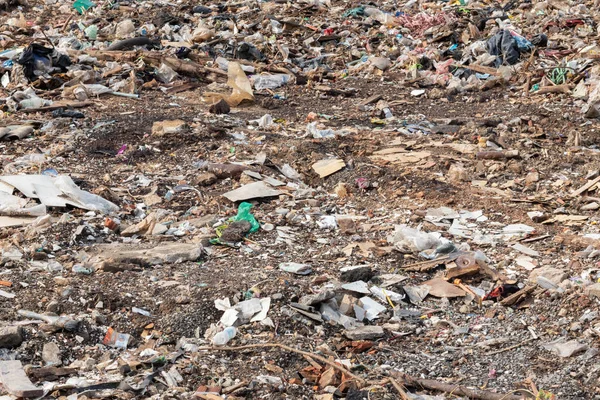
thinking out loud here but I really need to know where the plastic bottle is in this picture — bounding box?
[212,327,236,346]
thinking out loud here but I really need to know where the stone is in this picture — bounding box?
[581,202,600,211]
[42,342,62,366]
[542,339,588,358]
[529,266,568,286]
[194,172,217,186]
[46,300,60,313]
[318,367,338,388]
[209,99,231,114]
[585,283,600,299]
[339,294,357,316]
[343,326,384,340]
[525,171,539,186]
[340,266,374,283]
[93,242,203,267]
[299,290,336,307]
[341,281,370,295]
[369,56,391,71]
[0,326,24,348]
[336,217,356,234]
[448,163,468,182]
[151,120,188,136]
[0,360,44,398]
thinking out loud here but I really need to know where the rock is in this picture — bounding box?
[318,367,338,388]
[299,290,336,306]
[448,163,468,182]
[339,294,357,316]
[340,266,375,283]
[334,182,348,198]
[46,301,60,313]
[584,103,600,119]
[337,217,356,234]
[585,283,600,299]
[525,171,539,186]
[369,56,391,71]
[581,202,599,211]
[0,326,24,348]
[529,266,568,286]
[42,342,62,366]
[194,172,217,186]
[91,310,107,325]
[542,339,588,357]
[209,99,231,114]
[219,220,251,243]
[93,242,204,268]
[0,360,44,398]
[341,281,370,295]
[151,120,188,136]
[343,326,384,340]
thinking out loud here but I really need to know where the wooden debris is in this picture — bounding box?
[20,101,94,113]
[535,84,572,95]
[500,285,535,306]
[312,159,346,178]
[395,373,525,400]
[452,63,499,76]
[571,175,600,197]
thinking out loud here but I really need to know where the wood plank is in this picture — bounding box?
[571,175,600,197]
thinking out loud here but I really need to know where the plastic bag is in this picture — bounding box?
[203,61,254,106]
[192,25,215,43]
[387,224,441,253]
[231,202,260,233]
[486,30,520,66]
[253,74,290,90]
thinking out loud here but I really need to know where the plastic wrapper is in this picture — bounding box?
[203,61,254,106]
[388,224,442,253]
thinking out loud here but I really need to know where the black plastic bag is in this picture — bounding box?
[17,43,71,81]
[486,30,520,66]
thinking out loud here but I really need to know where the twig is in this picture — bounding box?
[387,377,411,400]
[486,337,536,356]
[61,14,73,33]
[396,373,526,400]
[196,343,366,385]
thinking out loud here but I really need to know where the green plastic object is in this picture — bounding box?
[231,202,260,233]
[343,6,365,18]
[73,0,96,14]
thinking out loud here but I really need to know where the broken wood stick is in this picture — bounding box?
[535,84,572,95]
[476,150,519,160]
[486,337,537,356]
[20,101,94,113]
[571,175,600,197]
[500,285,535,306]
[395,373,526,400]
[387,377,411,400]
[452,63,499,76]
[196,343,366,385]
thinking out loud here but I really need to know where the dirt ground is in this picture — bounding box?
[2,0,600,399]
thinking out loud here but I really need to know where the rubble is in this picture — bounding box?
[2,0,600,398]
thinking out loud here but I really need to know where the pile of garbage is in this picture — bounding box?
[3,0,600,399]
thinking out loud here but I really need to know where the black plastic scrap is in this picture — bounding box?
[17,43,71,81]
[486,30,520,66]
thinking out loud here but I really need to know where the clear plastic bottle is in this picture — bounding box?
[212,327,236,346]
